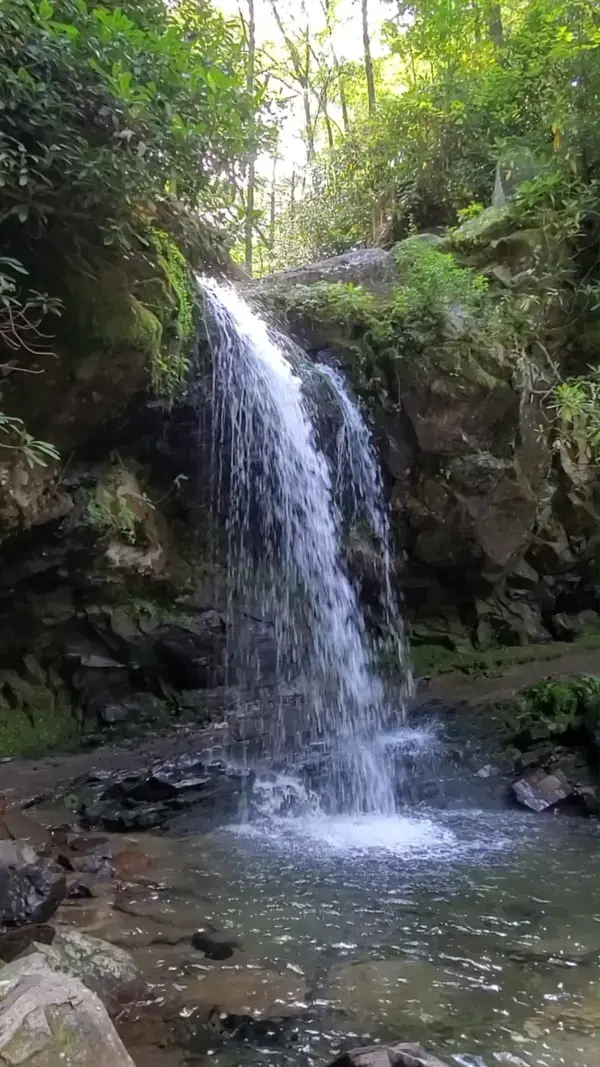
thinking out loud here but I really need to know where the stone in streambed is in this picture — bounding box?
[0,840,66,928]
[77,757,252,832]
[0,922,55,963]
[0,952,136,1066]
[191,926,239,960]
[512,767,573,812]
[328,958,452,1027]
[329,1043,451,1067]
[113,847,153,880]
[180,966,309,1020]
[0,810,52,851]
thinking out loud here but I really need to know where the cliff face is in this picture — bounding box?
[0,205,596,757]
[0,223,253,756]
[254,211,598,658]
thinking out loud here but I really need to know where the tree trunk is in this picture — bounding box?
[322,0,350,132]
[244,0,256,277]
[361,0,376,116]
[486,2,504,47]
[269,154,277,270]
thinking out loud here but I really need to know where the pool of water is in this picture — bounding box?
[105,802,598,1067]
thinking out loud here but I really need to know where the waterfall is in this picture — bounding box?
[202,278,411,815]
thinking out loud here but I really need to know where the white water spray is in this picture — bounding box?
[202,278,412,815]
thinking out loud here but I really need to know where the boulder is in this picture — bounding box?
[0,952,135,1066]
[153,615,227,689]
[23,928,146,1012]
[512,767,573,812]
[75,756,252,831]
[0,841,66,929]
[257,249,398,296]
[329,1043,451,1067]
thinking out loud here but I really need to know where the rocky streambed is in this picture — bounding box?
[0,665,598,1067]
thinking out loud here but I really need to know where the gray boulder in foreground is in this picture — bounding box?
[0,951,135,1066]
[23,927,146,1014]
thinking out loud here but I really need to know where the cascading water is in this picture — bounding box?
[202,278,412,816]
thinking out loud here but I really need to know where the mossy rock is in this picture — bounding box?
[65,270,162,361]
[449,204,514,251]
[502,674,599,745]
[0,697,83,758]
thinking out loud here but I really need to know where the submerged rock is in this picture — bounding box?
[191,926,240,960]
[329,1042,451,1067]
[180,965,309,1020]
[328,958,451,1027]
[0,952,136,1066]
[0,840,66,928]
[512,767,573,812]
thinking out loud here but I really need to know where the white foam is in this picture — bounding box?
[231,812,456,856]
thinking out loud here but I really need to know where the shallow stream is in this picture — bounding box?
[77,789,597,1067]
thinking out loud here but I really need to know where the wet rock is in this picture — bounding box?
[23,926,146,1013]
[257,249,398,297]
[76,757,252,831]
[68,833,110,853]
[154,616,227,689]
[180,966,309,1020]
[329,1043,451,1067]
[114,996,191,1064]
[112,882,200,933]
[574,785,598,816]
[0,810,52,851]
[191,926,240,960]
[0,921,55,962]
[0,952,136,1066]
[71,845,116,880]
[512,767,573,812]
[541,988,600,1032]
[86,914,191,951]
[67,875,95,899]
[328,959,451,1026]
[114,847,153,879]
[0,840,66,928]
[206,1005,304,1045]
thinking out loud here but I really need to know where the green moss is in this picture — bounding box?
[61,234,197,401]
[410,632,599,679]
[0,697,82,758]
[147,228,197,397]
[448,203,514,253]
[67,270,162,361]
[86,465,149,544]
[504,674,599,744]
[393,237,490,315]
[260,241,511,414]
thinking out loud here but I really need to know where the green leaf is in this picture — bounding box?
[38,0,54,20]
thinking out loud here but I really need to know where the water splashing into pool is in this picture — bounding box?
[202,278,415,816]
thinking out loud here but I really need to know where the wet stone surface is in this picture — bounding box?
[67,755,254,832]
